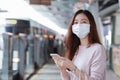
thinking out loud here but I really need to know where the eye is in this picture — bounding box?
[73,21,78,24]
[80,19,89,24]
[81,21,87,23]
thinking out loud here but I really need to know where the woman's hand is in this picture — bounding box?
[50,54,66,70]
[61,58,75,71]
[50,54,75,71]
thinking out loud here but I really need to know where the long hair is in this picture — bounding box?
[65,10,101,60]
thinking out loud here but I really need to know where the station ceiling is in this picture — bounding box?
[26,0,80,29]
[26,0,119,29]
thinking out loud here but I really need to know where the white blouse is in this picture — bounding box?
[61,43,106,80]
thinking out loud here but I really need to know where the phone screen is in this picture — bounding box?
[50,54,59,57]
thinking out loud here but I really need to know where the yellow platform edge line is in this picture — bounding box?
[30,64,49,80]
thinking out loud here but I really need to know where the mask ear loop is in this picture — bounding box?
[71,67,77,80]
[73,67,88,80]
[72,72,78,80]
[79,71,81,80]
[72,66,82,80]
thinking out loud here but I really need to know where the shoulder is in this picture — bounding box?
[90,43,105,51]
[90,43,106,60]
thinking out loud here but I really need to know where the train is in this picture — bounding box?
[0,18,65,80]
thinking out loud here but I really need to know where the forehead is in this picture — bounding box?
[75,13,89,21]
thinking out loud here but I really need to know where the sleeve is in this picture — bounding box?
[89,45,106,80]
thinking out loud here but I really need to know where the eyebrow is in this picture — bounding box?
[81,19,89,21]
[74,19,89,22]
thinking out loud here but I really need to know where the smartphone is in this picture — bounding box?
[50,54,60,58]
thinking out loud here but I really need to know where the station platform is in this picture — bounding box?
[29,60,120,80]
[29,59,61,80]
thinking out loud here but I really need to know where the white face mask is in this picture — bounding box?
[72,23,90,39]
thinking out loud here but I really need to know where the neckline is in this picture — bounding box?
[79,44,91,48]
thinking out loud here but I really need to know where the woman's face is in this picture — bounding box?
[73,13,90,25]
[72,13,90,39]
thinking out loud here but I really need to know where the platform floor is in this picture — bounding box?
[29,61,120,80]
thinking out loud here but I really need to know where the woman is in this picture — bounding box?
[51,10,106,80]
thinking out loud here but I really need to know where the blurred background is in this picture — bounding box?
[0,0,120,80]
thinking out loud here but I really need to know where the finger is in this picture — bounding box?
[59,57,65,60]
[59,61,64,66]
